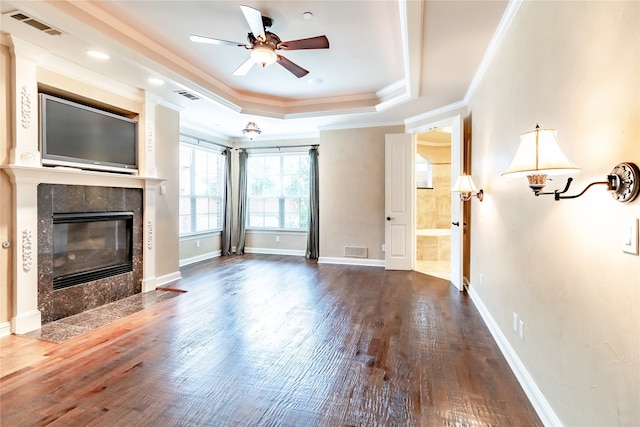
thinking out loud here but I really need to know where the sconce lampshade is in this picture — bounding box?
[452,175,484,201]
[502,125,580,192]
[502,126,580,177]
[452,175,479,193]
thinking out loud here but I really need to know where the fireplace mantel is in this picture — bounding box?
[2,164,164,334]
[2,164,163,188]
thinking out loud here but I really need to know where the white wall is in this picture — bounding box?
[468,1,639,425]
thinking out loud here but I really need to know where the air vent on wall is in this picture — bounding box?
[10,11,63,36]
[174,90,201,101]
[344,246,368,258]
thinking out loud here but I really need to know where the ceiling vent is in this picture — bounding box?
[174,90,201,101]
[10,12,63,36]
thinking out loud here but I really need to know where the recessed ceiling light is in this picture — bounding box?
[86,49,109,60]
[307,78,323,86]
[148,77,165,86]
[302,12,313,20]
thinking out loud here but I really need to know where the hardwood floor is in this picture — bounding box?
[1,254,542,426]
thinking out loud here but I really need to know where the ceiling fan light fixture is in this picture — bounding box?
[242,121,262,139]
[251,44,277,67]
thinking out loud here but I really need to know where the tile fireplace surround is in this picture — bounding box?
[37,184,143,323]
[2,165,163,335]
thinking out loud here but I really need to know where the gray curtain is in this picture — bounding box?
[236,149,248,254]
[221,147,233,256]
[306,146,319,259]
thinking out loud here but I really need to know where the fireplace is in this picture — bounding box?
[52,211,134,290]
[38,184,144,323]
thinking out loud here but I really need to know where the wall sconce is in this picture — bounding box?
[502,124,639,202]
[242,122,261,140]
[452,175,484,202]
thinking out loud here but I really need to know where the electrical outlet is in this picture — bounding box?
[382,244,385,252]
[519,320,524,340]
[479,273,483,286]
[196,240,200,248]
[512,313,518,332]
[275,235,280,242]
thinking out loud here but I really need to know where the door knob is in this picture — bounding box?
[386,217,394,221]
[451,221,460,226]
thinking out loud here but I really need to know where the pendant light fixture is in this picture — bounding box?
[242,122,261,140]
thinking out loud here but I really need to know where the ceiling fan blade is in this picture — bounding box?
[239,5,266,41]
[276,55,309,78]
[278,35,329,50]
[190,34,246,47]
[232,57,255,76]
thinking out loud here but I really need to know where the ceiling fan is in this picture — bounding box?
[190,5,329,78]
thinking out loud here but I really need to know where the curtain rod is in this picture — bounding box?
[180,133,232,149]
[237,144,319,151]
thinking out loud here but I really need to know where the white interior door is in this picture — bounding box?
[450,115,464,291]
[385,133,413,270]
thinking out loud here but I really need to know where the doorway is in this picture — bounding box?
[414,127,451,280]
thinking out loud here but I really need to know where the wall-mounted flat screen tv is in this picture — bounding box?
[40,93,138,174]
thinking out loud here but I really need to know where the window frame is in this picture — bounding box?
[178,140,226,237]
[245,151,310,232]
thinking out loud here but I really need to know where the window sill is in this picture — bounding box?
[180,230,222,240]
[245,229,307,235]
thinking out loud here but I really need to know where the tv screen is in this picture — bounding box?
[40,93,138,173]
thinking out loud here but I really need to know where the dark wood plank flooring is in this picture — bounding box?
[1,254,542,426]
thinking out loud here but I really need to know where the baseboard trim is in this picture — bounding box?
[467,285,562,427]
[244,247,306,257]
[179,250,221,267]
[156,271,182,287]
[0,321,11,337]
[318,256,385,267]
[11,310,42,334]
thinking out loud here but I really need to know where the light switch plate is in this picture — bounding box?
[622,218,639,255]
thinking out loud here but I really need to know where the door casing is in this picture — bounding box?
[406,115,464,291]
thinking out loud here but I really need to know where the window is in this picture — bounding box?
[247,153,309,230]
[416,154,433,189]
[179,143,225,235]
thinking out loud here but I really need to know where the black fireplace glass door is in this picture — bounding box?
[52,212,133,289]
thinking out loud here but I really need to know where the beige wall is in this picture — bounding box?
[243,231,307,254]
[319,126,403,260]
[468,1,639,425]
[180,233,221,264]
[154,105,180,278]
[1,44,12,326]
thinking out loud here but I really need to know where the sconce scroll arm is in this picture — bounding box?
[533,162,639,203]
[552,178,611,200]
